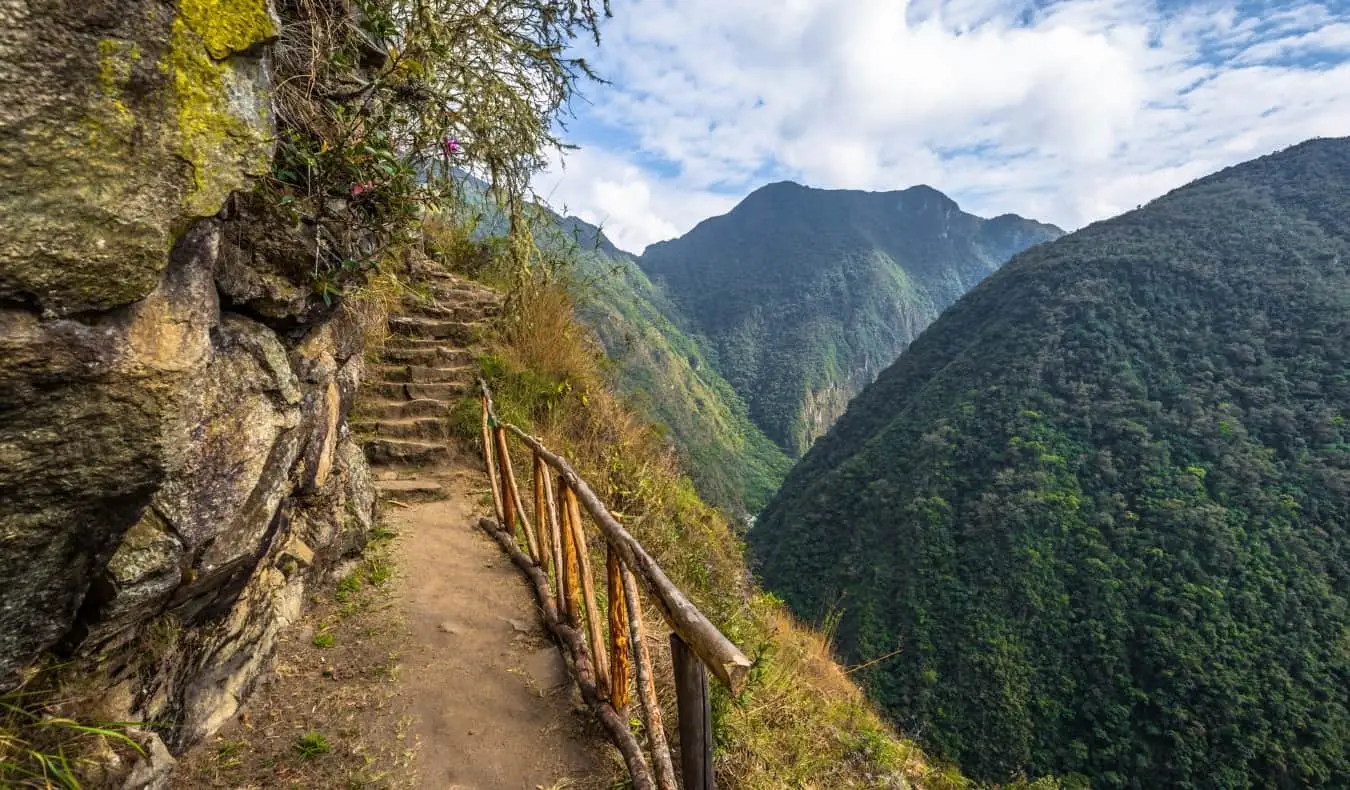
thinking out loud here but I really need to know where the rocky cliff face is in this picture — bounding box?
[0,0,375,763]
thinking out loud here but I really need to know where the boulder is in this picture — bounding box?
[0,0,277,316]
[0,222,220,677]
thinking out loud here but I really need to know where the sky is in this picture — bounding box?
[530,0,1350,254]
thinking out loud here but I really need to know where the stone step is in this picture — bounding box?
[363,438,452,467]
[372,363,474,385]
[375,478,447,502]
[388,316,487,343]
[403,298,501,322]
[415,273,500,297]
[381,345,476,368]
[360,398,457,420]
[368,380,469,402]
[354,417,454,442]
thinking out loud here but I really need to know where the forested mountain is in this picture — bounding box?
[639,182,1062,455]
[549,216,791,513]
[749,137,1350,787]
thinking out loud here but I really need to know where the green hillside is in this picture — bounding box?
[640,182,1062,455]
[556,217,792,514]
[750,138,1350,787]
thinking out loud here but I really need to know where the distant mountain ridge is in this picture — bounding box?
[639,181,1063,454]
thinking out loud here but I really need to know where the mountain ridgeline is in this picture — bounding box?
[640,182,1063,455]
[750,138,1350,787]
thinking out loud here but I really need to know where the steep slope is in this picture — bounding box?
[553,216,791,514]
[750,138,1350,787]
[640,182,1062,454]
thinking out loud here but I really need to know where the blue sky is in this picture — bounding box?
[532,0,1350,253]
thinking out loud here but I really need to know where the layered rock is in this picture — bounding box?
[0,0,376,766]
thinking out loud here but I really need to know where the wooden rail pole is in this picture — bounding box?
[559,480,583,628]
[564,483,611,699]
[494,426,542,563]
[607,548,632,711]
[671,634,715,790]
[493,427,516,533]
[623,566,678,790]
[532,455,553,576]
[545,470,566,612]
[480,396,504,524]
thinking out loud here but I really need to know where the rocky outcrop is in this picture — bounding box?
[0,0,376,768]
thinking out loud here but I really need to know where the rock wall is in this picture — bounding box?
[0,0,375,762]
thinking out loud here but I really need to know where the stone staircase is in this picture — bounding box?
[355,268,502,499]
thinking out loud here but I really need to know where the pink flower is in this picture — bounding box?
[443,137,460,157]
[351,182,373,196]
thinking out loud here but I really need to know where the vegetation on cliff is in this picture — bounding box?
[548,216,792,514]
[751,138,1350,788]
[640,182,1062,455]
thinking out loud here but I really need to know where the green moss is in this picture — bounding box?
[89,39,141,146]
[164,16,272,216]
[179,0,278,59]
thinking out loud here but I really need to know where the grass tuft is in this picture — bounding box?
[0,662,144,789]
[294,730,331,760]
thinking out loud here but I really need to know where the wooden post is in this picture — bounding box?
[559,480,582,628]
[494,426,541,563]
[493,426,516,532]
[480,396,504,524]
[545,470,566,612]
[532,455,553,577]
[564,482,611,700]
[623,566,678,790]
[607,548,631,711]
[671,634,714,790]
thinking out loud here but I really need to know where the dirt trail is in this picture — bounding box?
[390,463,606,789]
[174,458,609,789]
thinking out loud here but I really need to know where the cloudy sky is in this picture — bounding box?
[530,0,1350,254]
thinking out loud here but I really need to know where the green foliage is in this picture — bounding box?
[264,0,609,302]
[294,730,331,760]
[312,633,336,649]
[752,138,1350,787]
[640,182,1062,455]
[0,663,143,789]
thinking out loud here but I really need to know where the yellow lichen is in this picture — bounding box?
[90,39,141,145]
[165,17,273,216]
[178,0,278,60]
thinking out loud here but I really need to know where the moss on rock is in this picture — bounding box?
[166,14,274,217]
[179,0,280,59]
[0,1,276,315]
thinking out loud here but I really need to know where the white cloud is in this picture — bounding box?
[539,0,1350,251]
[533,147,737,254]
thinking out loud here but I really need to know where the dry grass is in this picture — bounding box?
[469,274,982,789]
[342,265,408,358]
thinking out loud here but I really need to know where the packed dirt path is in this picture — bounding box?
[390,462,607,788]
[173,459,610,789]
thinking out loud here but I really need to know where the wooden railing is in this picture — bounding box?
[476,380,753,790]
